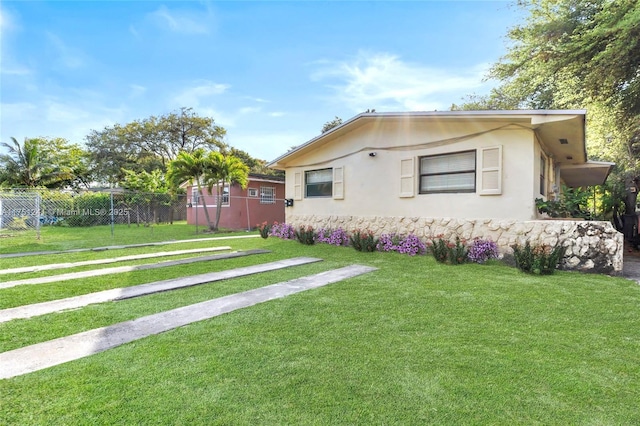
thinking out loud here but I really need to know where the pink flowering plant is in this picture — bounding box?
[350,229,379,252]
[257,221,271,239]
[295,225,316,245]
[428,235,468,264]
[467,238,499,263]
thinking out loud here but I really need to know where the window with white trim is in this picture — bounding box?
[248,188,258,197]
[211,184,229,206]
[419,150,476,193]
[260,186,276,204]
[191,187,199,205]
[305,168,333,197]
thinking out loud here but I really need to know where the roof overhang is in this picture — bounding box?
[267,110,590,169]
[560,161,615,187]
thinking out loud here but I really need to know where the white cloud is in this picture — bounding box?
[0,6,18,33]
[46,32,86,69]
[150,5,211,35]
[311,51,490,112]
[239,106,261,115]
[129,84,147,98]
[173,81,230,108]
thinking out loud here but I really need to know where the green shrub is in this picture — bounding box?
[350,230,379,252]
[429,235,468,264]
[257,221,271,239]
[512,241,566,275]
[429,235,449,263]
[295,225,316,245]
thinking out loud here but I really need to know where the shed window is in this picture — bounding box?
[260,186,276,204]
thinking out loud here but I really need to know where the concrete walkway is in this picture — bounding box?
[1,246,233,275]
[0,235,260,259]
[0,249,267,289]
[0,264,377,379]
[0,256,320,323]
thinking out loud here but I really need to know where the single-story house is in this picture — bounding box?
[186,173,285,230]
[268,110,623,274]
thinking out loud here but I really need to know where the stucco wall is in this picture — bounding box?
[284,120,544,221]
[285,214,623,275]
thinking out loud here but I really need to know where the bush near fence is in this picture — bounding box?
[0,189,187,230]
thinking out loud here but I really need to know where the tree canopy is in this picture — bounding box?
[0,137,91,189]
[86,107,226,184]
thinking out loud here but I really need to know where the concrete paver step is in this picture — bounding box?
[0,249,269,289]
[1,246,232,275]
[0,256,320,323]
[0,264,377,379]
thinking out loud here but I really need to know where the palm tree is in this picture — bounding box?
[0,137,53,187]
[204,151,249,231]
[166,149,216,230]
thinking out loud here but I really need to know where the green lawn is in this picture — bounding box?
[0,221,247,254]
[1,228,639,424]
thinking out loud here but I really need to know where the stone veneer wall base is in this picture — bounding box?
[286,215,623,275]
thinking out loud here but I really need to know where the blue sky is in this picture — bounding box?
[0,1,522,162]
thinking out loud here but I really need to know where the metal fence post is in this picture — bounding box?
[35,193,41,240]
[110,190,115,238]
[195,192,199,235]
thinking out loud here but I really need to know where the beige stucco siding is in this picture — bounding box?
[285,119,542,221]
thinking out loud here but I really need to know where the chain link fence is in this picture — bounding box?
[0,189,187,238]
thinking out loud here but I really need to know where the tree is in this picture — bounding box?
[166,150,249,232]
[87,108,226,185]
[321,116,343,133]
[205,152,249,231]
[453,0,640,221]
[0,137,91,189]
[166,149,216,230]
[121,169,171,225]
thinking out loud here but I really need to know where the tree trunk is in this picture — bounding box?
[196,183,214,231]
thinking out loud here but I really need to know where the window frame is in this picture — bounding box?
[419,150,477,194]
[540,153,547,196]
[260,186,276,204]
[305,168,333,198]
[248,188,258,198]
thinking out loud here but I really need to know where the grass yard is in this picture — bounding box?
[1,226,640,424]
[0,221,245,254]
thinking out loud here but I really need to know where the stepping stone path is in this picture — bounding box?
[0,256,320,323]
[0,249,267,289]
[0,264,376,379]
[0,246,233,275]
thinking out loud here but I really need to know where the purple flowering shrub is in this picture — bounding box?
[467,238,500,263]
[397,234,427,256]
[317,228,350,246]
[377,233,401,252]
[377,233,426,256]
[269,222,296,240]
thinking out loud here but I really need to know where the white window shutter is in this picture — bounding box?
[293,172,302,200]
[400,158,415,198]
[479,146,502,195]
[333,166,344,199]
